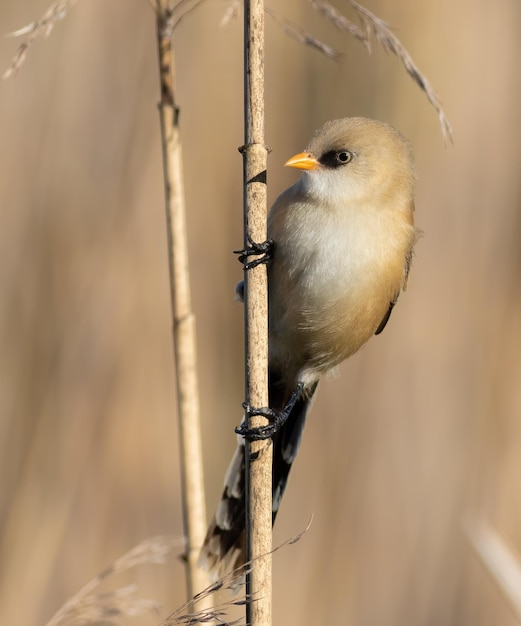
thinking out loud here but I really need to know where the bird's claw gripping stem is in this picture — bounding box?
[234,235,273,270]
[235,383,305,441]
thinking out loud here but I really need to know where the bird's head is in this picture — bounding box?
[285,117,416,209]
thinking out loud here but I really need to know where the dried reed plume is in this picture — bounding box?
[224,0,452,140]
[2,0,78,79]
[308,0,453,141]
[45,536,182,626]
[2,0,208,79]
[44,525,308,626]
[4,0,452,132]
[161,522,309,625]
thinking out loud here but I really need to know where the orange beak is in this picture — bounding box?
[284,152,320,171]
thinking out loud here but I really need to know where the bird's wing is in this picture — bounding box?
[374,299,396,335]
[374,244,415,336]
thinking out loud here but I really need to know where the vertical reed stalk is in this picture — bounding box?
[242,0,272,624]
[155,0,208,603]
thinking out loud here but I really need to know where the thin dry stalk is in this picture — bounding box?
[242,0,272,624]
[307,0,369,48]
[220,0,242,27]
[465,517,521,620]
[4,0,208,606]
[265,8,342,60]
[161,567,250,626]
[155,0,208,603]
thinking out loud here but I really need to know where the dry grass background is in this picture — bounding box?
[1,0,521,624]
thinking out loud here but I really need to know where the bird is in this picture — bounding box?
[199,116,420,577]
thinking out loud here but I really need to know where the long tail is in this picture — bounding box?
[198,372,318,578]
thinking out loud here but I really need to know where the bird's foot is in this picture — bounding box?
[235,383,304,441]
[234,235,273,270]
[235,405,280,440]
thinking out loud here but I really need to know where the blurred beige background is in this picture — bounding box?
[1,0,521,624]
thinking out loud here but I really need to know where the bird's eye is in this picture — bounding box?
[337,151,353,164]
[319,149,355,169]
